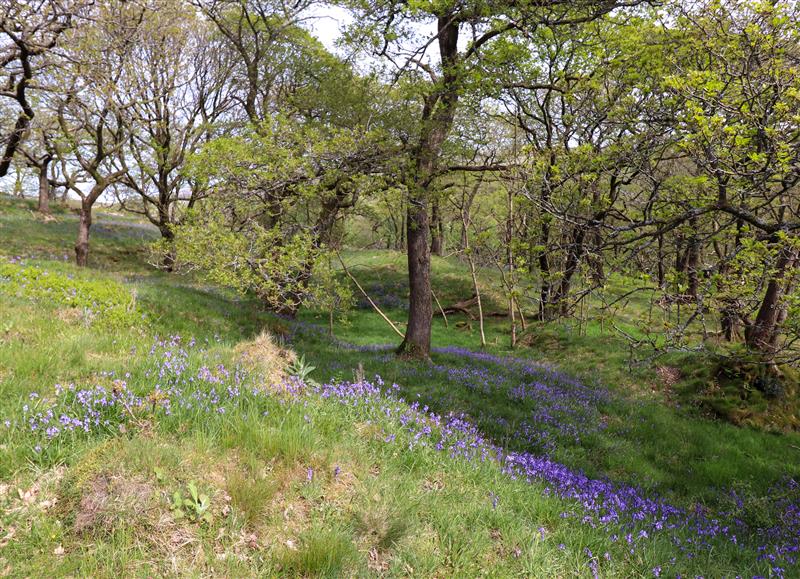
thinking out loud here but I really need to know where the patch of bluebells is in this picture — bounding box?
[302,376,799,578]
[20,381,139,442]
[8,335,296,449]
[354,280,407,311]
[257,318,800,575]
[285,318,608,454]
[5,331,799,576]
[278,316,609,455]
[392,345,611,455]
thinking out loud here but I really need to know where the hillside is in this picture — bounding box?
[0,197,798,577]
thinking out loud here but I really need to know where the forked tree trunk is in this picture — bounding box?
[745,245,797,353]
[74,181,110,267]
[398,14,460,359]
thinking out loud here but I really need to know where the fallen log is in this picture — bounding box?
[442,294,478,319]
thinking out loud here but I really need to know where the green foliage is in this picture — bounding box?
[170,481,212,524]
[170,113,392,314]
[0,260,142,328]
[167,206,320,312]
[287,354,316,381]
[304,257,355,330]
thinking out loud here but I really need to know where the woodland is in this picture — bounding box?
[1,0,800,577]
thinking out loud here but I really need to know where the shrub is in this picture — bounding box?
[0,260,142,328]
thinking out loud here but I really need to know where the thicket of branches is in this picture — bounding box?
[2,0,799,366]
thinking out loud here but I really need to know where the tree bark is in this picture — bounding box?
[37,156,51,214]
[507,188,516,348]
[685,217,700,298]
[75,200,93,267]
[431,200,444,256]
[159,225,176,271]
[466,248,486,348]
[745,245,797,353]
[73,181,111,267]
[656,234,665,288]
[553,226,587,317]
[398,14,460,358]
[400,196,434,356]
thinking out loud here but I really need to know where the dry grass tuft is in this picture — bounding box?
[54,307,84,325]
[234,330,297,388]
[74,473,155,535]
[656,365,682,387]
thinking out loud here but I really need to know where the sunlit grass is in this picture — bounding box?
[0,195,798,576]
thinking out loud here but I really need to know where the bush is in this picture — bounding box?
[0,260,142,328]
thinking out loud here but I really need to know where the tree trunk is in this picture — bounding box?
[159,226,176,271]
[399,196,434,357]
[398,13,460,358]
[74,181,109,267]
[13,165,24,197]
[745,245,797,353]
[507,189,516,348]
[431,200,444,256]
[686,217,700,298]
[553,226,587,317]
[537,220,553,321]
[37,156,51,214]
[587,226,604,285]
[535,164,555,321]
[657,234,665,288]
[75,200,93,267]
[721,307,741,342]
[466,249,486,348]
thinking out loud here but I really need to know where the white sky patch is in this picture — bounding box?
[302,4,352,54]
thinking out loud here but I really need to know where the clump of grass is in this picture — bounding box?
[234,330,297,388]
[279,527,357,577]
[223,413,315,463]
[354,500,409,551]
[226,459,276,527]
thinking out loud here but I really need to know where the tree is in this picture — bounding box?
[173,114,395,314]
[487,14,673,321]
[0,0,77,177]
[113,0,234,267]
[51,0,140,266]
[342,0,650,357]
[661,0,800,357]
[194,0,316,124]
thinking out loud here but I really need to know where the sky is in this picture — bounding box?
[303,4,352,54]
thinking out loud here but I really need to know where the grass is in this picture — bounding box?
[0,195,798,577]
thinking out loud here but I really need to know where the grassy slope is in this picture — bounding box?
[0,196,797,577]
[301,250,800,501]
